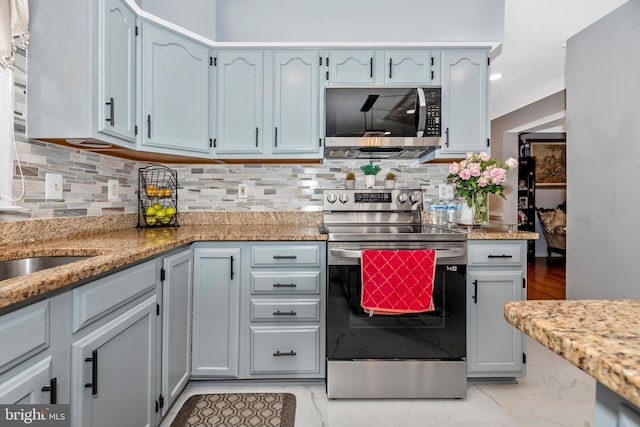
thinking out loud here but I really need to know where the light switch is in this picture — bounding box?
[238,183,247,198]
[45,173,63,199]
[108,179,119,201]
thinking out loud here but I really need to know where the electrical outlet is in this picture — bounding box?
[108,179,119,201]
[45,173,63,199]
[238,183,247,199]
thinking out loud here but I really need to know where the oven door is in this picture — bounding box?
[326,243,466,361]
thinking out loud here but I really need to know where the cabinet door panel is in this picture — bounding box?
[71,296,157,427]
[216,51,263,154]
[328,50,375,84]
[142,23,210,154]
[440,50,488,155]
[98,0,137,143]
[272,51,319,154]
[192,248,240,377]
[384,50,434,85]
[0,356,52,404]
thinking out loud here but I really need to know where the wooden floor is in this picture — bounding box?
[527,257,566,300]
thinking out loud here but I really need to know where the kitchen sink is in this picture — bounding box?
[0,256,94,282]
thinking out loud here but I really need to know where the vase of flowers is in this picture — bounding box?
[447,152,518,224]
[345,171,356,189]
[384,172,396,189]
[360,161,381,188]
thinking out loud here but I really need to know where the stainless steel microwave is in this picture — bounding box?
[324,87,442,160]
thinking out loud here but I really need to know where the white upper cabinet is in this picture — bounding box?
[215,51,264,155]
[97,0,138,143]
[384,50,440,85]
[438,49,489,157]
[326,50,375,85]
[214,50,322,158]
[141,22,211,156]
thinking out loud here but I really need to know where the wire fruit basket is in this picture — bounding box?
[138,165,179,228]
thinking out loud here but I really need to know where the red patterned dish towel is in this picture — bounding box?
[360,249,436,316]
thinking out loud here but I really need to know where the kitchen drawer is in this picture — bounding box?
[251,271,320,294]
[467,242,525,267]
[250,299,320,322]
[251,245,320,267]
[250,326,320,374]
[0,300,49,374]
[72,259,157,332]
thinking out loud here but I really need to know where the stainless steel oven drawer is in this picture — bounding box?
[251,245,320,267]
[250,326,321,374]
[468,241,524,266]
[250,271,321,294]
[250,299,320,322]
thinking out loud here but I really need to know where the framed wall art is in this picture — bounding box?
[530,142,566,188]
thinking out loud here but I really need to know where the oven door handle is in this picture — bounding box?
[329,248,465,259]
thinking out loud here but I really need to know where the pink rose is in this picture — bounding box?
[448,162,460,174]
[459,169,471,180]
[489,167,506,184]
[478,177,489,187]
[479,152,491,162]
[468,163,481,177]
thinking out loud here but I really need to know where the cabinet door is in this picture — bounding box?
[440,50,488,155]
[71,296,157,427]
[272,50,320,154]
[467,269,525,377]
[142,22,210,155]
[327,50,375,84]
[97,0,137,144]
[192,247,241,377]
[215,51,263,154]
[0,356,53,404]
[384,50,438,85]
[161,249,192,416]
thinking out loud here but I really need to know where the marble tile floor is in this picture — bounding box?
[160,337,596,427]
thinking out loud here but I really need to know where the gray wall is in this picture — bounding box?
[215,0,504,42]
[565,0,640,299]
[140,0,216,40]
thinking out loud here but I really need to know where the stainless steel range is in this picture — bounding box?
[321,188,468,399]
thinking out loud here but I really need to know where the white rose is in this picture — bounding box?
[504,158,518,169]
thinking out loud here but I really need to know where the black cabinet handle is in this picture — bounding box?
[445,127,450,147]
[273,350,296,357]
[369,57,373,78]
[41,378,57,404]
[230,255,235,280]
[472,280,478,304]
[273,283,297,288]
[147,115,151,138]
[273,255,296,260]
[273,310,297,316]
[255,127,259,147]
[105,97,114,126]
[84,350,98,396]
[388,58,392,79]
[487,254,513,258]
[274,127,278,147]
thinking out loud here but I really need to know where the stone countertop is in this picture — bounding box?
[504,299,640,408]
[467,230,538,240]
[0,223,325,312]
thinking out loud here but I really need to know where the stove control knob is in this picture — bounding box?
[326,193,337,204]
[397,192,409,203]
[410,191,422,204]
[338,193,350,204]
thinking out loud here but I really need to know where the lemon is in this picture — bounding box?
[155,208,167,218]
[152,203,163,211]
[160,217,171,225]
[145,206,157,216]
[145,216,157,225]
[166,207,177,216]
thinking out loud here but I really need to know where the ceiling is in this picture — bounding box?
[489,0,628,120]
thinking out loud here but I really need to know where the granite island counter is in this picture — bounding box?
[505,299,640,425]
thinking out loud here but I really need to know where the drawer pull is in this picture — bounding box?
[273,310,297,316]
[41,377,57,404]
[273,350,297,357]
[487,254,513,258]
[273,283,297,288]
[273,255,297,260]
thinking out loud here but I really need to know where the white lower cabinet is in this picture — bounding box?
[467,240,527,379]
[71,295,158,427]
[0,356,54,404]
[191,245,241,378]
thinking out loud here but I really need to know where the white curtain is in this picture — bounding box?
[0,0,28,207]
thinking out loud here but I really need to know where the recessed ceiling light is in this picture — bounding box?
[490,73,503,81]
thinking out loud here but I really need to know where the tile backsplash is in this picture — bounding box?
[2,50,450,222]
